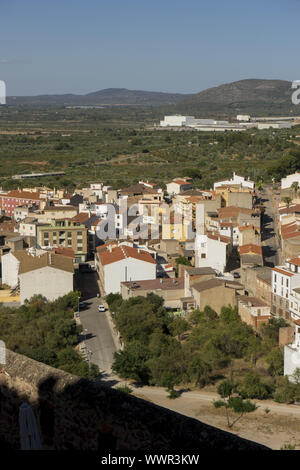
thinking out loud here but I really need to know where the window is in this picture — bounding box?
[201,253,206,259]
[44,232,49,239]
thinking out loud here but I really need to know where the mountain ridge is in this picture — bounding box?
[6,79,299,115]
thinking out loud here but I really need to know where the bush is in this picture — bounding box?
[238,371,274,399]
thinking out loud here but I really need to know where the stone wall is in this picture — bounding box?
[0,350,268,451]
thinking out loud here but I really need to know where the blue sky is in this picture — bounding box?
[0,0,299,95]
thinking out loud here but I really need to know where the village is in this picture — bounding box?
[1,171,300,381]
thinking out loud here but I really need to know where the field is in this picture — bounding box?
[0,106,299,190]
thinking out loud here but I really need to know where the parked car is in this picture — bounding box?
[233,272,240,279]
[98,304,106,312]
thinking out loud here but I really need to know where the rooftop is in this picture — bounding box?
[122,277,184,291]
[98,245,156,266]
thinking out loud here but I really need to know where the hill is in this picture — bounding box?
[175,79,298,116]
[7,88,190,107]
[6,79,299,116]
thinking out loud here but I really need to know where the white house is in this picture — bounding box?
[284,321,300,382]
[166,178,192,196]
[97,244,157,294]
[2,251,24,288]
[281,173,300,190]
[18,252,74,304]
[271,259,300,320]
[195,232,231,274]
[214,172,255,190]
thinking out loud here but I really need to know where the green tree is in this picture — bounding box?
[213,380,257,428]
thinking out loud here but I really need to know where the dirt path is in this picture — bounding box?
[108,379,300,450]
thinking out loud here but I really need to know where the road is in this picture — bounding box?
[77,270,118,373]
[260,185,281,267]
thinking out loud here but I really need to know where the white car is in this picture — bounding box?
[98,304,106,312]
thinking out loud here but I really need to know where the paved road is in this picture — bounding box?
[77,271,118,373]
[260,186,281,267]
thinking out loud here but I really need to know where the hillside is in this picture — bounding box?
[7,88,190,107]
[174,79,298,116]
[6,79,300,116]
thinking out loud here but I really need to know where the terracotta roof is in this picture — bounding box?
[51,247,75,259]
[99,245,156,266]
[279,204,300,214]
[207,232,231,244]
[282,230,300,240]
[71,213,90,223]
[288,257,300,267]
[238,224,256,231]
[3,190,42,201]
[239,244,262,255]
[273,266,294,277]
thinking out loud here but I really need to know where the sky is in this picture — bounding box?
[0,0,299,96]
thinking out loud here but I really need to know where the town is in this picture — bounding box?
[1,171,300,380]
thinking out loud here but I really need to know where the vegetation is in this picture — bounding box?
[0,106,299,192]
[0,293,99,379]
[108,294,291,401]
[213,379,257,428]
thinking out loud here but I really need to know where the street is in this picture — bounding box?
[77,270,119,373]
[260,185,281,267]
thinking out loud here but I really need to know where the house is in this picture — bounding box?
[195,232,231,273]
[239,244,263,268]
[214,186,253,209]
[281,172,300,190]
[238,296,271,330]
[18,252,74,304]
[36,218,88,262]
[189,278,238,315]
[121,277,184,309]
[0,190,44,217]
[280,221,300,260]
[38,205,78,223]
[18,217,38,237]
[284,321,300,381]
[166,178,192,196]
[162,210,193,241]
[182,266,216,297]
[271,259,300,322]
[214,172,255,190]
[96,244,157,294]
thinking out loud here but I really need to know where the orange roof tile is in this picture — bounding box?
[99,245,156,266]
[239,244,262,255]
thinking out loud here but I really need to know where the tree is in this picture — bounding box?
[237,371,274,399]
[265,347,284,376]
[175,256,191,276]
[282,196,292,208]
[291,181,299,199]
[112,341,150,383]
[168,317,189,338]
[213,380,257,428]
